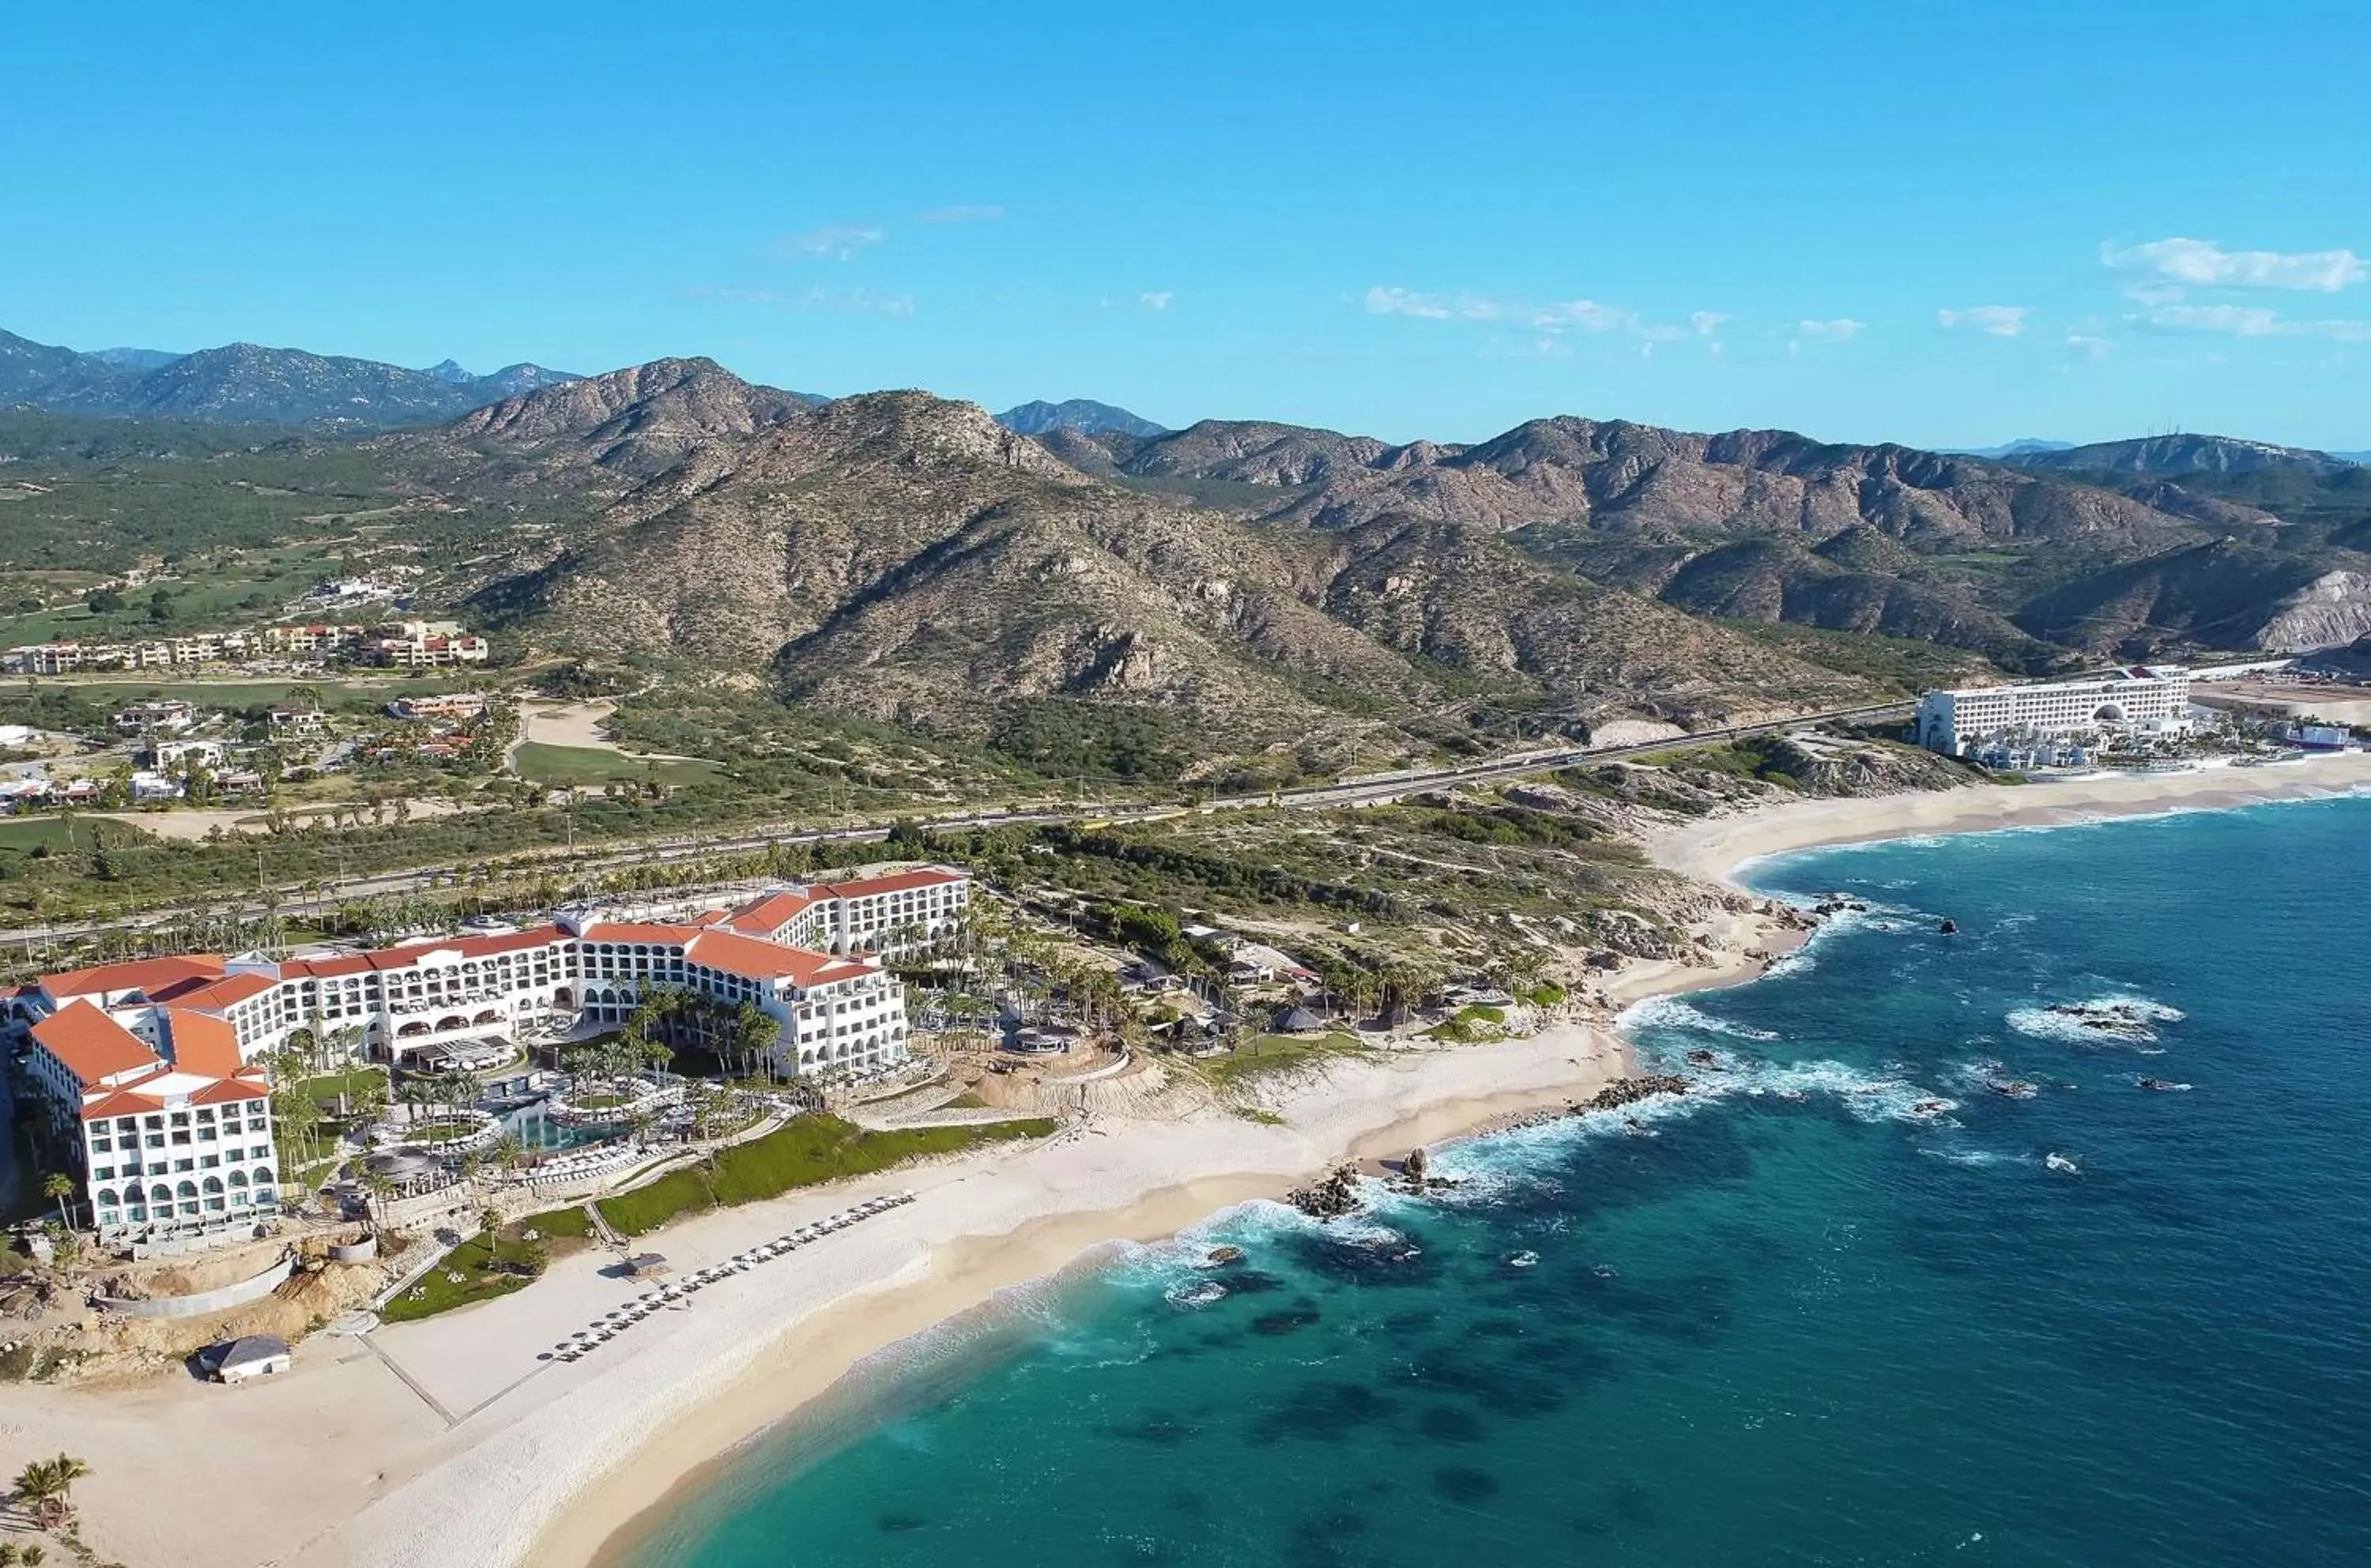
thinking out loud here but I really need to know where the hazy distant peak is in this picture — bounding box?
[997,398,1168,439]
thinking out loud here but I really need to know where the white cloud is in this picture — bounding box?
[1793,318,1867,344]
[2102,237,2366,293]
[1365,285,1721,346]
[1938,305,2030,337]
[1139,291,1173,311]
[2135,303,2287,336]
[1532,298,1635,333]
[1363,286,1500,320]
[775,222,888,260]
[918,204,1005,224]
[687,284,914,316]
[2065,334,2111,360]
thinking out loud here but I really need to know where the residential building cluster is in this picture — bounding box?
[6,618,488,677]
[1914,667,2195,758]
[2,869,971,1249]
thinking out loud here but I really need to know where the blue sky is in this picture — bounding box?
[5,2,2367,448]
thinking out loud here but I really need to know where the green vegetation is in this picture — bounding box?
[1427,1004,1509,1043]
[0,819,88,853]
[1188,1031,1368,1089]
[511,741,721,789]
[379,1228,549,1322]
[595,1115,1055,1237]
[518,1204,594,1240]
[297,1067,387,1108]
[988,699,1187,783]
[1633,736,1806,786]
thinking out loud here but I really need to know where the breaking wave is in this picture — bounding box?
[2007,992,2184,1049]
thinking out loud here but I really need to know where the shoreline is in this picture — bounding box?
[1646,752,2371,889]
[37,754,2370,1568]
[345,943,1778,1568]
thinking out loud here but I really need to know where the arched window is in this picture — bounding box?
[96,1187,119,1208]
[176,1180,198,1198]
[149,1183,172,1205]
[228,1169,249,1187]
[203,1176,224,1193]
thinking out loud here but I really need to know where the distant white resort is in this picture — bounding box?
[2,867,970,1247]
[1915,666,2194,759]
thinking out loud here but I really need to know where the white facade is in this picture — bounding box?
[1917,668,2194,756]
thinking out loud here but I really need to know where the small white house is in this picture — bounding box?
[207,1334,292,1385]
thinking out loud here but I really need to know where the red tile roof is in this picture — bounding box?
[82,1087,166,1121]
[164,1009,244,1077]
[41,955,225,1001]
[579,922,699,947]
[725,890,816,934]
[167,972,277,1010]
[32,1002,165,1085]
[684,929,869,986]
[191,1077,270,1106]
[820,868,967,899]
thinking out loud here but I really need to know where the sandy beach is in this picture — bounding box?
[1648,752,2371,888]
[361,1015,1655,1568]
[24,753,2371,1568]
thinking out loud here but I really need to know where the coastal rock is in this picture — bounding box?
[1287,1163,1363,1219]
[1582,1074,1690,1111]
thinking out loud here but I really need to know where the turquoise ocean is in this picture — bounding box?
[631,796,2371,1567]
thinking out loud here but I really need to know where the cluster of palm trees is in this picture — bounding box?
[575,984,782,1084]
[6,1451,86,1544]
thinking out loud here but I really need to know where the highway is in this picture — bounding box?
[0,699,1911,948]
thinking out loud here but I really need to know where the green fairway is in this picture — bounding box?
[512,741,721,788]
[0,816,148,851]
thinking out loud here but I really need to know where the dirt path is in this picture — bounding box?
[96,796,488,842]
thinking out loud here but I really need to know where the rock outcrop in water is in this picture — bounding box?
[1585,1075,1690,1111]
[1287,1163,1363,1219]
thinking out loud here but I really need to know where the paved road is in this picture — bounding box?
[2,699,1909,948]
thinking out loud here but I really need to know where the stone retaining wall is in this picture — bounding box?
[95,1253,294,1320]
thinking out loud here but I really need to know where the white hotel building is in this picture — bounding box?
[2,868,971,1246]
[1915,667,2194,757]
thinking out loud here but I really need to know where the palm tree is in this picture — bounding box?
[40,1173,76,1231]
[359,1170,398,1229]
[9,1453,90,1529]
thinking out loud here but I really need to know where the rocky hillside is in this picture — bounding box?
[450,371,1865,744]
[2008,433,2361,481]
[1047,415,2371,663]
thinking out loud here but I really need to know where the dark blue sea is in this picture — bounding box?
[631,797,2371,1567]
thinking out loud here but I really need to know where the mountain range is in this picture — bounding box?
[8,337,2371,764]
[398,364,2370,744]
[0,327,588,428]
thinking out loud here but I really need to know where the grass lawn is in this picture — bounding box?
[519,1204,594,1239]
[596,1114,1056,1237]
[573,1091,632,1110]
[1190,1031,1369,1089]
[379,1231,545,1323]
[298,1067,387,1107]
[512,741,721,789]
[0,817,90,852]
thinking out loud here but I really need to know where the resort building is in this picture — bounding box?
[19,996,281,1246]
[1,869,971,1246]
[386,692,488,722]
[1915,667,2195,757]
[720,867,973,956]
